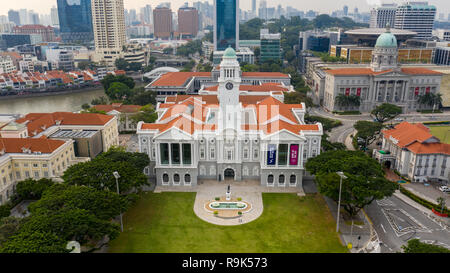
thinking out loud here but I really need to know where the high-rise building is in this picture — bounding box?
[57,0,93,43]
[153,7,173,39]
[50,6,59,27]
[178,7,199,38]
[395,1,436,40]
[370,3,397,28]
[8,10,20,26]
[140,5,153,25]
[258,0,267,21]
[214,0,239,51]
[28,11,40,25]
[343,5,348,16]
[92,0,126,67]
[19,9,29,25]
[260,29,281,62]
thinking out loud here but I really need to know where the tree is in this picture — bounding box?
[401,239,450,253]
[127,88,157,106]
[417,93,442,110]
[101,74,135,91]
[81,103,90,110]
[0,230,68,253]
[371,103,402,123]
[305,150,396,217]
[353,121,383,151]
[62,152,149,193]
[91,96,108,105]
[130,104,158,124]
[97,146,150,173]
[436,197,446,214]
[14,178,55,201]
[106,82,132,101]
[335,94,360,110]
[0,217,24,248]
[114,58,129,71]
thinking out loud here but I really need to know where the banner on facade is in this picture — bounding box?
[426,87,431,94]
[415,87,419,95]
[356,88,361,96]
[267,144,277,165]
[289,144,299,166]
[345,88,350,96]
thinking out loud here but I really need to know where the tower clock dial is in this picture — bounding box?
[225,82,234,90]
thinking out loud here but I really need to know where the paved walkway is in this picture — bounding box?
[155,179,304,226]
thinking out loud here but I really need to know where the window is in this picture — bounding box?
[25,171,30,178]
[227,150,233,160]
[278,144,288,166]
[171,143,180,165]
[184,174,191,184]
[253,149,259,159]
[160,143,169,165]
[34,171,39,178]
[268,174,274,185]
[173,174,180,184]
[16,172,20,179]
[44,171,49,177]
[290,175,296,185]
[200,148,205,160]
[162,174,169,184]
[279,175,285,185]
[210,148,215,160]
[182,144,191,165]
[243,149,249,159]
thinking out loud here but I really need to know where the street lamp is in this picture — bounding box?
[336,171,347,233]
[113,171,123,232]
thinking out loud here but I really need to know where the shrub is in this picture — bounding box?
[400,186,449,214]
[215,197,220,201]
[213,211,218,215]
[0,203,12,219]
[305,115,342,132]
[237,197,242,201]
[238,211,243,216]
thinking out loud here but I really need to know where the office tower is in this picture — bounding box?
[153,7,173,39]
[395,1,436,40]
[57,0,93,43]
[92,0,126,67]
[8,10,21,26]
[214,0,239,51]
[178,7,199,38]
[252,0,257,17]
[260,29,281,62]
[28,11,40,25]
[354,8,359,14]
[259,0,267,21]
[140,5,152,25]
[129,9,138,23]
[50,6,59,27]
[19,9,29,25]
[370,3,397,28]
[343,5,348,16]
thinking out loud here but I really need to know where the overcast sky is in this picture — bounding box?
[1,0,449,17]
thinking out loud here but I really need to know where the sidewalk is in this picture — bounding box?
[323,196,375,253]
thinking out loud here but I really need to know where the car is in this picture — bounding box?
[439,186,450,193]
[394,118,404,122]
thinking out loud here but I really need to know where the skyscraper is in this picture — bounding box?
[178,7,199,38]
[370,3,397,29]
[8,10,20,26]
[50,6,59,27]
[343,5,348,16]
[140,5,153,25]
[153,7,173,39]
[214,0,239,51]
[395,1,436,40]
[57,0,93,43]
[92,0,126,67]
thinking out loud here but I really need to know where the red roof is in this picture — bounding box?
[0,138,65,154]
[93,104,141,113]
[16,112,114,136]
[151,72,211,87]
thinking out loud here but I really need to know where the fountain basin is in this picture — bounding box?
[209,202,247,210]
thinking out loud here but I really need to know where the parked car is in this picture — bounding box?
[439,186,450,193]
[394,118,404,122]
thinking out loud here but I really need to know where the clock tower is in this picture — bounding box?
[217,47,241,132]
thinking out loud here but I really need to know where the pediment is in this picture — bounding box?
[154,127,193,141]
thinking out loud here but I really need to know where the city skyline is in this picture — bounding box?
[1,0,450,18]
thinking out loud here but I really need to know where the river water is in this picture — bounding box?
[0,89,106,115]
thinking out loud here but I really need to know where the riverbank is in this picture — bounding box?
[0,86,105,101]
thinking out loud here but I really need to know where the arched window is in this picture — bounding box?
[184,174,191,184]
[174,174,180,184]
[268,174,274,184]
[162,174,169,184]
[290,175,296,185]
[279,175,285,184]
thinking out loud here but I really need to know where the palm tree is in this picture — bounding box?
[335,94,361,110]
[418,93,443,111]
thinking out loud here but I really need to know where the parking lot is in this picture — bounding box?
[402,181,450,206]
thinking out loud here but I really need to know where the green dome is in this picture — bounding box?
[223,47,236,58]
[375,27,397,48]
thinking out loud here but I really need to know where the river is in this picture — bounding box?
[0,88,107,115]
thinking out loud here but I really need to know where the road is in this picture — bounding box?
[365,194,450,252]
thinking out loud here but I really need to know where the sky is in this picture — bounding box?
[1,0,450,17]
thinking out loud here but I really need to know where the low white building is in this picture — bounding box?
[374,121,450,183]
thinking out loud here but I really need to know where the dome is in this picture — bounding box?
[375,25,397,48]
[223,47,236,58]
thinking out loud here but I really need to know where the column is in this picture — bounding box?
[393,81,397,102]
[383,81,388,102]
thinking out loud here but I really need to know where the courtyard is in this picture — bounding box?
[108,191,348,253]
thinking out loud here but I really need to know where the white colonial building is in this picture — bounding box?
[320,25,443,113]
[137,48,323,188]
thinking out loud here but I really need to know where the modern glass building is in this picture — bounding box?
[57,0,93,43]
[260,29,281,62]
[214,0,239,51]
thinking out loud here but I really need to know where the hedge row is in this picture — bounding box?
[423,121,450,125]
[399,186,449,215]
[305,115,342,132]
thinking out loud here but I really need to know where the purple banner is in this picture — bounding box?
[289,144,299,166]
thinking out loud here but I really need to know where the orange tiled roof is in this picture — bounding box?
[407,142,450,155]
[326,67,442,76]
[400,67,443,75]
[151,72,211,87]
[383,121,434,148]
[16,112,114,136]
[0,138,65,154]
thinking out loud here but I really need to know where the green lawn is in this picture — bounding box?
[429,126,450,144]
[108,192,347,253]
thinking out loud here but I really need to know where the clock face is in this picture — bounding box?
[226,82,234,90]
